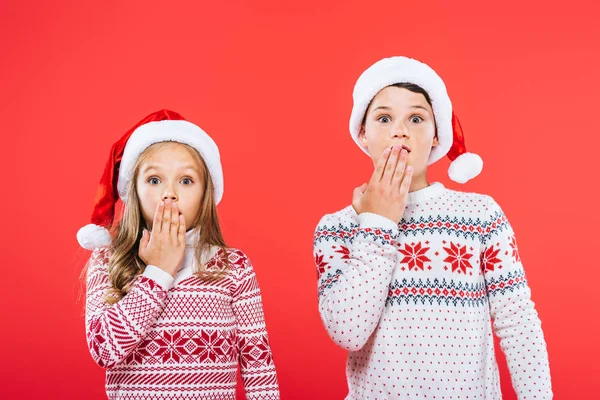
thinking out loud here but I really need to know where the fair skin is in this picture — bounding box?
[353,86,439,224]
[136,143,205,276]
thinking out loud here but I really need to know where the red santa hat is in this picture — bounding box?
[349,56,483,183]
[77,109,224,250]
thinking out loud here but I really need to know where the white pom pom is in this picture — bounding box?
[77,224,112,250]
[448,152,483,184]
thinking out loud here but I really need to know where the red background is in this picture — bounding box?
[2,1,599,398]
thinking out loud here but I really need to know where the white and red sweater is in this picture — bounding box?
[314,183,552,399]
[86,230,279,399]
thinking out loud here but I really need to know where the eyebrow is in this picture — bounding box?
[410,105,430,112]
[141,165,159,174]
[371,106,392,112]
[141,164,200,174]
[371,105,430,113]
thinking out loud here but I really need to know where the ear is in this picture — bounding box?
[432,134,439,148]
[358,125,368,148]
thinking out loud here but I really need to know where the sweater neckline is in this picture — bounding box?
[406,182,445,205]
[185,228,198,247]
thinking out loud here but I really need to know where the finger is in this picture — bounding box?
[170,202,180,236]
[153,201,165,234]
[399,166,413,196]
[140,229,149,249]
[162,199,172,236]
[369,147,392,186]
[352,183,368,201]
[392,149,408,186]
[177,215,186,246]
[352,187,363,202]
[382,146,400,183]
[138,230,149,260]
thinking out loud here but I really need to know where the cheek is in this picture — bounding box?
[407,152,429,169]
[369,148,386,166]
[365,121,388,139]
[414,123,436,146]
[408,136,435,167]
[178,187,204,214]
[364,123,391,160]
[136,186,158,220]
[421,122,436,139]
[141,202,157,224]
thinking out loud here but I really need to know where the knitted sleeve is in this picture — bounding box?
[481,197,553,399]
[85,247,173,368]
[230,250,280,400]
[314,210,400,351]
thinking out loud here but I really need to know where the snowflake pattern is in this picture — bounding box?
[480,245,502,273]
[509,236,521,263]
[238,335,273,370]
[399,242,431,271]
[314,252,329,277]
[334,245,351,259]
[442,242,474,274]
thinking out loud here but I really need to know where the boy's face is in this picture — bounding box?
[136,143,204,230]
[359,86,439,177]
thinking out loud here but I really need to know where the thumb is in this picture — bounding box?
[352,183,368,201]
[139,229,150,250]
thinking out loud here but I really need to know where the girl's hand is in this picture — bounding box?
[352,145,413,224]
[138,199,186,277]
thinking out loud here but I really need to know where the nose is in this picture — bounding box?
[162,191,178,202]
[391,122,410,139]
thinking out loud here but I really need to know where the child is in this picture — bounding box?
[78,109,279,399]
[314,57,552,399]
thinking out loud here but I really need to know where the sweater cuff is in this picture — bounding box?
[143,265,175,291]
[358,212,399,233]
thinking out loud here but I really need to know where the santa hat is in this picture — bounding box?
[77,109,223,250]
[349,56,483,183]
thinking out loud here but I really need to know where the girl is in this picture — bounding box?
[314,57,552,399]
[78,110,279,399]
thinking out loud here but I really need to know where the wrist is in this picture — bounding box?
[358,212,399,232]
[143,265,176,290]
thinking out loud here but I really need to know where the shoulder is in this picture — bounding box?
[219,247,260,286]
[89,246,111,267]
[314,206,361,248]
[85,246,112,283]
[439,186,502,215]
[206,246,253,273]
[441,185,494,204]
[440,188,513,239]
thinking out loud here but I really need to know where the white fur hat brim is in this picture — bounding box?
[117,120,224,204]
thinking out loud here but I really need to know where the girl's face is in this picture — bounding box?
[359,86,439,178]
[136,143,204,231]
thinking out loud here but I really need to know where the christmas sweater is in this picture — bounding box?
[85,230,279,400]
[314,182,552,399]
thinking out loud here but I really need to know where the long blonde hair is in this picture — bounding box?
[104,142,228,304]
